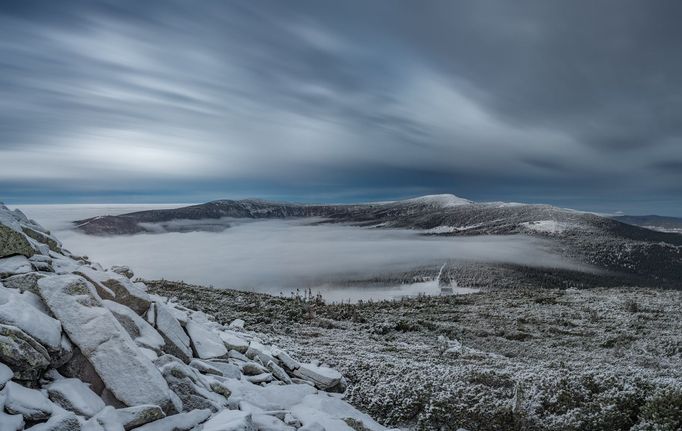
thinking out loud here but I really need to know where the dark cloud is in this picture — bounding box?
[1,0,681,215]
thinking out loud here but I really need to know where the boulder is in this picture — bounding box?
[219,331,249,354]
[293,363,343,390]
[58,347,105,396]
[0,255,33,277]
[0,411,24,431]
[25,411,80,431]
[0,224,35,258]
[150,303,192,363]
[37,274,176,412]
[245,341,276,365]
[134,408,211,431]
[100,275,151,315]
[271,348,300,371]
[21,227,61,254]
[0,362,13,388]
[3,381,55,421]
[109,266,134,279]
[0,324,51,380]
[267,361,292,384]
[206,361,241,379]
[103,300,165,353]
[0,286,62,351]
[1,272,45,294]
[186,320,227,360]
[116,405,165,430]
[189,359,223,376]
[202,410,255,431]
[47,378,106,417]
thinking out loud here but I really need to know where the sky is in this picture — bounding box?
[1,0,681,215]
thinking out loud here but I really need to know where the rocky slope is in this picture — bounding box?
[0,204,388,431]
[73,196,682,287]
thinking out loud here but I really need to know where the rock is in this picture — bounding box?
[0,364,13,392]
[219,331,249,354]
[150,303,192,363]
[272,349,300,371]
[0,224,35,258]
[0,286,62,351]
[58,348,105,396]
[0,324,51,380]
[267,361,292,384]
[103,300,165,353]
[100,275,151,315]
[0,255,33,277]
[47,378,106,417]
[109,266,134,279]
[253,413,296,431]
[134,408,211,431]
[245,373,274,384]
[0,411,24,431]
[1,272,45,294]
[21,227,61,254]
[3,381,54,421]
[293,364,343,390]
[51,333,74,369]
[229,319,245,329]
[241,362,268,376]
[202,410,255,431]
[25,411,80,431]
[186,320,227,360]
[189,359,223,376]
[206,361,241,379]
[37,275,175,412]
[92,405,165,431]
[245,341,276,365]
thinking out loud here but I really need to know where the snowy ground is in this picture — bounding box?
[149,281,682,431]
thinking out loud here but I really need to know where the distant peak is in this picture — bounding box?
[400,194,473,208]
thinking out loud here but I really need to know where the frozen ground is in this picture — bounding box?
[149,280,682,431]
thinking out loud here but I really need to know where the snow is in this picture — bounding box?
[0,256,32,276]
[103,300,165,352]
[292,394,387,431]
[521,220,574,234]
[202,410,254,431]
[219,331,250,353]
[151,302,192,363]
[0,411,23,431]
[47,378,105,418]
[0,286,62,350]
[401,194,472,208]
[37,274,175,411]
[0,363,13,388]
[293,364,342,389]
[133,408,211,431]
[3,381,54,420]
[185,319,228,359]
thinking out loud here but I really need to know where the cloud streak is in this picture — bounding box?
[1,1,682,214]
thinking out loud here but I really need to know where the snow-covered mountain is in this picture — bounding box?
[0,204,387,431]
[73,196,682,287]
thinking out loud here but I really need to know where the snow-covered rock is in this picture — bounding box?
[219,331,249,354]
[0,256,33,277]
[0,362,13,389]
[109,266,134,279]
[47,378,105,417]
[0,411,24,431]
[0,286,62,351]
[3,381,54,421]
[0,324,51,380]
[37,274,176,412]
[134,408,211,431]
[103,300,165,353]
[186,320,228,360]
[202,409,254,431]
[293,364,343,390]
[0,223,35,259]
[25,411,80,431]
[149,302,193,363]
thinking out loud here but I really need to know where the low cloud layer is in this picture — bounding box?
[2,1,682,214]
[17,204,590,300]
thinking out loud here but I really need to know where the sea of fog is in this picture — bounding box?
[12,204,586,302]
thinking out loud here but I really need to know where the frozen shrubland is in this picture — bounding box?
[0,204,388,431]
[150,281,682,431]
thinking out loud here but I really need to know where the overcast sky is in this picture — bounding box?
[1,1,681,215]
